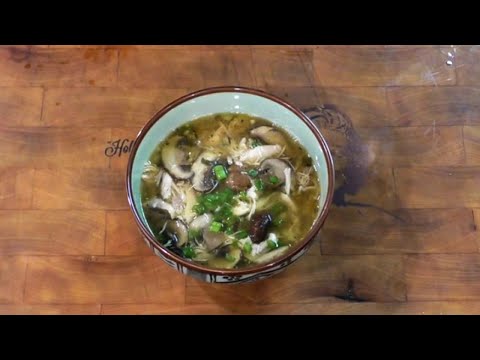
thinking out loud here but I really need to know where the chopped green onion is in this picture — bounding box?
[213,165,228,181]
[267,239,279,250]
[254,179,265,191]
[238,191,248,201]
[273,217,285,227]
[235,230,249,240]
[204,202,216,211]
[209,221,223,232]
[269,175,279,184]
[182,246,196,259]
[195,188,236,215]
[251,139,262,148]
[243,242,252,254]
[271,203,287,216]
[214,204,233,217]
[204,196,216,204]
[188,229,201,241]
[218,188,234,203]
[225,226,235,235]
[225,253,236,262]
[225,215,239,226]
[193,203,206,215]
[248,169,259,177]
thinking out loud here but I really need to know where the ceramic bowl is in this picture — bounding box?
[126,86,334,284]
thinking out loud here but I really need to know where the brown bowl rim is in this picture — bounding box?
[126,86,335,276]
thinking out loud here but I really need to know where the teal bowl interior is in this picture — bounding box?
[129,88,333,250]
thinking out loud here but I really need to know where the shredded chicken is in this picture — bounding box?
[246,185,257,220]
[141,162,160,183]
[238,145,282,165]
[229,137,249,160]
[266,233,279,246]
[172,183,196,223]
[160,171,173,199]
[284,167,292,195]
[233,200,251,216]
[155,168,164,187]
[251,240,269,256]
[296,166,315,193]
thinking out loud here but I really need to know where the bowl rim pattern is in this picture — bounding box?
[126,86,335,276]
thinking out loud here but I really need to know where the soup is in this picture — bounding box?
[140,113,320,269]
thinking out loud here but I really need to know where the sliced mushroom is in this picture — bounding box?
[192,151,219,192]
[208,246,242,269]
[161,135,194,179]
[259,159,290,187]
[225,165,251,191]
[189,213,213,232]
[252,246,289,264]
[249,213,273,243]
[202,229,228,251]
[144,207,169,234]
[165,219,188,247]
[147,197,175,219]
[250,126,287,147]
[238,145,282,165]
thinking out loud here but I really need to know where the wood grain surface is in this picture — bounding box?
[1,44,478,315]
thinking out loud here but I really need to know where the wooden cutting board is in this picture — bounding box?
[1,45,479,315]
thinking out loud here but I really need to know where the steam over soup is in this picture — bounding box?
[141,113,320,269]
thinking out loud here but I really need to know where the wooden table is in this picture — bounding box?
[1,45,479,315]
